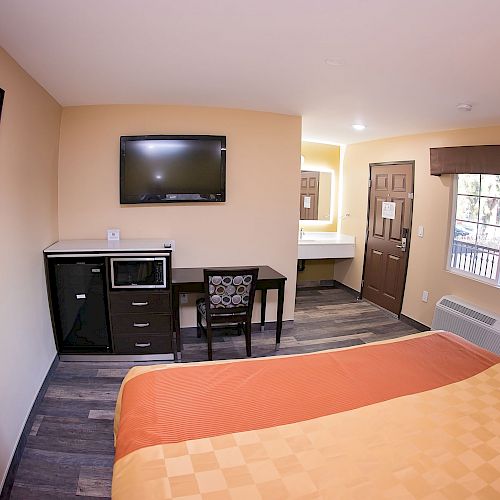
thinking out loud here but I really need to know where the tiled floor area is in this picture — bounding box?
[5,288,418,499]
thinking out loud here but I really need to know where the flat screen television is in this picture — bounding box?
[120,135,226,204]
[0,88,4,122]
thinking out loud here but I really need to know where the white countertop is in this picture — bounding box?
[298,232,355,259]
[44,239,172,253]
[298,232,355,245]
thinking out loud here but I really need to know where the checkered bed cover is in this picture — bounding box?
[112,332,500,499]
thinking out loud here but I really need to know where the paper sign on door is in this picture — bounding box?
[303,196,311,209]
[382,201,396,220]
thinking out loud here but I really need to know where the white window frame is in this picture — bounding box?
[447,174,500,287]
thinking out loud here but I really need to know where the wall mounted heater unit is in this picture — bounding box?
[431,295,500,354]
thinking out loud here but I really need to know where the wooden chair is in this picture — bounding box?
[196,268,259,360]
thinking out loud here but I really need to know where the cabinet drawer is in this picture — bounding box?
[111,313,172,335]
[109,292,171,314]
[113,333,172,355]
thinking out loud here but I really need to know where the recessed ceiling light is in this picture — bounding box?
[457,103,472,112]
[325,57,346,67]
[352,124,366,131]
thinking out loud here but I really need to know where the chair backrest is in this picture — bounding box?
[203,268,259,325]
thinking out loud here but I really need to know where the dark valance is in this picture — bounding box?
[430,145,500,176]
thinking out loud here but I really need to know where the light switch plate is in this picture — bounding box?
[422,290,429,303]
[417,225,424,237]
[180,293,188,304]
[107,228,120,241]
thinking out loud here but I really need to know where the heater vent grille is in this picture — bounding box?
[440,298,496,326]
[432,295,500,355]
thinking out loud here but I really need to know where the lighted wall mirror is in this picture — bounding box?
[300,168,334,222]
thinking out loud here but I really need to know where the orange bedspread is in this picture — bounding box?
[113,332,500,499]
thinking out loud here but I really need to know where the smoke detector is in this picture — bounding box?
[457,103,472,112]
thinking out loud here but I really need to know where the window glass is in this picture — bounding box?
[456,195,478,222]
[457,174,480,195]
[453,220,477,242]
[449,174,500,284]
[480,174,500,198]
[479,197,500,226]
[477,223,500,250]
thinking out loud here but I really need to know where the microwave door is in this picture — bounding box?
[111,258,166,288]
[136,264,150,283]
[111,258,155,288]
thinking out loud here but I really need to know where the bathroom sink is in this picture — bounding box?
[298,232,355,259]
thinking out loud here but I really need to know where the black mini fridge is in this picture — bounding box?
[48,258,111,353]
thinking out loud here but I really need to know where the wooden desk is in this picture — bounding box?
[172,266,287,359]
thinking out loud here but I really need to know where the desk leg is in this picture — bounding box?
[275,281,285,350]
[172,288,181,362]
[260,289,267,332]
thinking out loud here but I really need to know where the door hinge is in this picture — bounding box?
[361,279,364,288]
[408,192,414,199]
[368,179,372,188]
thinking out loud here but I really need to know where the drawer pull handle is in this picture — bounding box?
[133,322,150,328]
[131,301,149,306]
[135,342,151,348]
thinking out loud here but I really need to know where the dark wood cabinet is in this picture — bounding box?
[109,290,173,354]
[111,311,172,335]
[44,244,173,359]
[109,291,172,314]
[113,332,172,355]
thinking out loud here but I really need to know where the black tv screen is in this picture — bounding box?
[0,88,4,122]
[120,135,226,203]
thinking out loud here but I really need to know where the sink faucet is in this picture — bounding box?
[299,228,304,240]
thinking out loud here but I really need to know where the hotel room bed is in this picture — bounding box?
[112,331,500,499]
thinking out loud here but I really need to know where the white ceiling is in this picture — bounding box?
[1,0,500,144]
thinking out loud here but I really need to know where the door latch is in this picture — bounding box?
[396,237,407,252]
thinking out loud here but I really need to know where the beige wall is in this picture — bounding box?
[297,259,335,285]
[336,126,500,326]
[57,105,301,325]
[0,48,60,488]
[317,172,332,222]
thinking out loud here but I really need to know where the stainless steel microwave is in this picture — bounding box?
[110,257,167,289]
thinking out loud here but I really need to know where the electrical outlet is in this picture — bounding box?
[422,290,429,303]
[180,293,188,304]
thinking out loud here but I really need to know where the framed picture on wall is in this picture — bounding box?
[0,88,4,122]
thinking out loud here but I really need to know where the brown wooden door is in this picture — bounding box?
[300,171,319,220]
[362,162,414,315]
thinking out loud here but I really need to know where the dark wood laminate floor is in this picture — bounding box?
[6,288,418,499]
